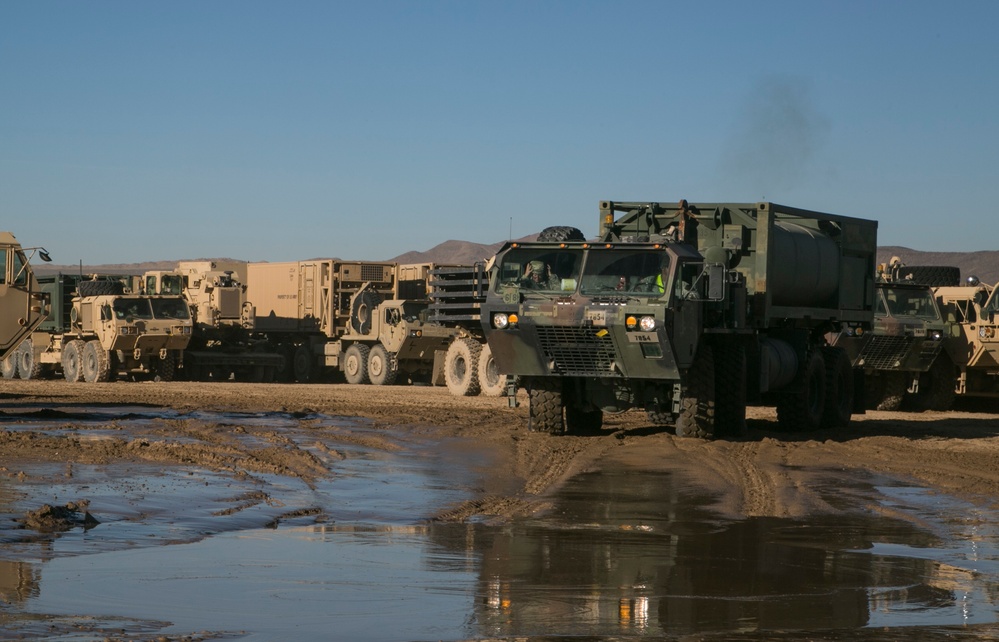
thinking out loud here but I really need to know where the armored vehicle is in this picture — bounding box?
[0,232,49,363]
[480,200,878,438]
[19,276,192,382]
[142,261,284,381]
[833,275,953,411]
[934,277,999,404]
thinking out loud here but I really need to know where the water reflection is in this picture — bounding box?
[449,470,999,638]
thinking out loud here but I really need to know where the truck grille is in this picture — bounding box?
[861,336,912,369]
[536,326,618,376]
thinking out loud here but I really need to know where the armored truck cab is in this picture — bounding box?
[834,281,952,411]
[934,279,999,402]
[481,200,878,438]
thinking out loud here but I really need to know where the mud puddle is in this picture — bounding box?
[0,415,999,640]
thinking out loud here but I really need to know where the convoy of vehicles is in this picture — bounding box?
[479,200,879,437]
[7,209,999,436]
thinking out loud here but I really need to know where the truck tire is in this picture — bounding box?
[368,343,398,386]
[1,352,17,379]
[350,291,381,336]
[274,344,296,383]
[868,372,907,411]
[343,343,370,384]
[821,346,854,428]
[476,343,506,397]
[713,337,746,438]
[77,280,125,297]
[676,343,716,439]
[62,339,87,382]
[528,377,565,434]
[776,351,826,432]
[906,354,957,411]
[82,340,111,383]
[16,339,43,380]
[894,265,961,288]
[154,353,177,382]
[537,226,586,242]
[444,337,481,396]
[293,344,315,382]
[646,407,675,425]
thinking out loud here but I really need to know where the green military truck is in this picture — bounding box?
[833,270,953,411]
[15,274,192,382]
[480,200,878,438]
[0,232,49,364]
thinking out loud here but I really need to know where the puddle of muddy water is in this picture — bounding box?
[2,413,999,640]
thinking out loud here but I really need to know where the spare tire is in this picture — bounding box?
[537,226,585,242]
[893,265,961,287]
[78,279,125,297]
[350,290,382,335]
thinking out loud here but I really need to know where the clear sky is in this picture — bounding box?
[2,1,997,265]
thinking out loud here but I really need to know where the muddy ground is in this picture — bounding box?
[2,379,999,530]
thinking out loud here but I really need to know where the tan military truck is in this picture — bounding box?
[933,277,999,404]
[23,278,192,382]
[141,261,284,381]
[245,259,460,385]
[0,232,49,363]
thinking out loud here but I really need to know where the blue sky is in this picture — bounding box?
[2,1,997,265]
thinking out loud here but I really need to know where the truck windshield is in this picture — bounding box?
[495,248,584,294]
[579,249,668,296]
[151,297,191,319]
[160,274,184,295]
[982,286,999,318]
[113,298,154,320]
[878,286,942,320]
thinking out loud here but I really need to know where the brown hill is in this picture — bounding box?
[32,240,997,287]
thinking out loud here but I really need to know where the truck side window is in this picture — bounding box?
[0,248,7,284]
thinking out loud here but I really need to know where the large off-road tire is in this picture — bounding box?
[870,372,908,411]
[894,265,961,288]
[713,338,746,438]
[821,346,854,428]
[16,339,43,380]
[343,343,370,384]
[293,344,315,382]
[476,342,506,397]
[368,343,398,386]
[77,280,125,297]
[273,344,295,383]
[776,351,826,432]
[646,408,675,426]
[528,377,565,434]
[906,355,957,411]
[444,337,481,396]
[62,339,87,382]
[153,353,177,382]
[1,352,17,379]
[676,344,716,439]
[350,290,382,335]
[82,340,111,383]
[537,226,586,242]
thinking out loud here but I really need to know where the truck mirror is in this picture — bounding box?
[706,264,725,301]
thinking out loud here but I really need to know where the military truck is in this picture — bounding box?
[933,276,999,405]
[832,263,954,411]
[480,200,878,438]
[0,232,50,364]
[141,261,284,381]
[18,275,192,382]
[244,259,485,388]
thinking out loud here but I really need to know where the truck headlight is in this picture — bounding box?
[493,313,517,329]
[981,327,995,339]
[639,316,656,332]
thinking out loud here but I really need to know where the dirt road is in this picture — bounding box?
[2,379,999,533]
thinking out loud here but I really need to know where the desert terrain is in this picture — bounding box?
[2,379,999,530]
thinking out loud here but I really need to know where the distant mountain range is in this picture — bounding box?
[33,238,998,287]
